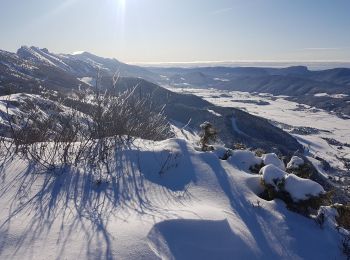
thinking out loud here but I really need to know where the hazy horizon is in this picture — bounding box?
[2,45,350,70]
[130,60,350,70]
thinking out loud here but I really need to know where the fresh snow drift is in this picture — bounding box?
[147,219,256,259]
[0,138,343,259]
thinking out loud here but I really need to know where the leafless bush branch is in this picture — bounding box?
[0,72,172,177]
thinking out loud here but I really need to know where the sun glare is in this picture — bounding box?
[119,0,126,10]
[107,0,127,46]
[108,0,126,26]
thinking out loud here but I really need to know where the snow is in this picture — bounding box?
[166,87,350,173]
[314,93,331,97]
[0,93,42,122]
[78,76,95,86]
[20,46,58,68]
[287,156,305,170]
[147,219,256,259]
[284,174,325,201]
[213,78,230,82]
[261,164,326,202]
[231,117,249,137]
[227,150,262,171]
[262,153,285,170]
[314,92,348,99]
[170,122,198,144]
[211,145,230,159]
[260,164,287,189]
[17,47,70,72]
[317,206,343,231]
[0,138,344,259]
[207,109,221,117]
[72,51,85,55]
[32,47,71,71]
[0,93,90,132]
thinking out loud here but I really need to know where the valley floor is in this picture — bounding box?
[168,87,350,183]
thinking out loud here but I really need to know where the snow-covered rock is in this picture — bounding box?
[287,156,305,170]
[284,174,325,201]
[260,164,287,189]
[227,150,262,171]
[262,153,285,170]
[260,164,325,201]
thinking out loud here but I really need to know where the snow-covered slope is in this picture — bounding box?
[0,138,344,259]
[17,46,70,71]
[0,93,90,137]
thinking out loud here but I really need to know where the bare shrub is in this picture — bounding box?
[0,73,172,176]
[158,150,181,175]
[0,135,14,171]
[342,234,350,260]
[199,121,217,151]
[249,162,265,174]
[233,142,247,150]
[254,148,266,157]
[332,204,350,230]
[287,161,313,179]
[314,211,325,228]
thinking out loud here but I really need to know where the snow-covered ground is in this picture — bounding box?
[167,87,350,178]
[0,138,345,259]
[0,89,349,259]
[78,77,95,87]
[314,93,349,99]
[0,93,91,133]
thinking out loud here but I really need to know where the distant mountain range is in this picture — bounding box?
[0,46,160,94]
[148,66,350,117]
[2,46,349,118]
[0,46,305,154]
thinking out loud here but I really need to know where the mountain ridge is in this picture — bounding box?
[0,46,303,154]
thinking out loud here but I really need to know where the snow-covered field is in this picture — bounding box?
[0,138,345,259]
[0,89,349,259]
[167,87,350,178]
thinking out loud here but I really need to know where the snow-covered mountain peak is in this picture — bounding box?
[17,45,71,71]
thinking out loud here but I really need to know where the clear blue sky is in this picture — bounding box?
[1,0,350,63]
